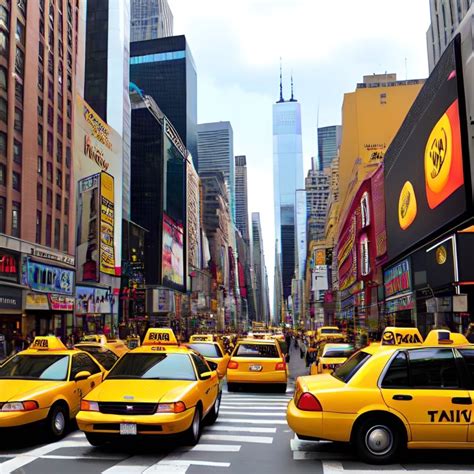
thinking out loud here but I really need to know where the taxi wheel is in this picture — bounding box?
[47,403,68,440]
[355,418,402,464]
[183,406,202,446]
[205,392,221,425]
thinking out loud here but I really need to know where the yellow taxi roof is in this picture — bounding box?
[142,328,178,346]
[237,338,278,345]
[423,329,469,346]
[381,326,423,346]
[22,336,79,356]
[189,334,214,342]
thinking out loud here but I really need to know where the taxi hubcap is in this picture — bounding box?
[365,425,392,455]
[54,412,65,433]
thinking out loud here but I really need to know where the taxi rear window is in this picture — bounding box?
[234,343,279,358]
[0,355,69,381]
[188,343,222,358]
[332,351,371,383]
[323,347,354,358]
[78,345,119,370]
[106,353,196,381]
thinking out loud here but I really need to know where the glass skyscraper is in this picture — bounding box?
[317,125,341,171]
[131,0,174,41]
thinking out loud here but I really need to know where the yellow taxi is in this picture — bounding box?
[309,343,354,375]
[0,336,106,439]
[227,338,287,392]
[316,326,346,343]
[75,335,129,371]
[185,339,230,379]
[287,329,474,464]
[77,328,220,446]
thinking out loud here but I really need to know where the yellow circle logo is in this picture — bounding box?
[398,181,417,230]
[425,113,452,194]
[436,245,447,265]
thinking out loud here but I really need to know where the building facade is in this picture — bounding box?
[130,35,198,167]
[197,122,235,220]
[234,155,250,242]
[251,212,269,323]
[131,0,173,42]
[317,125,341,171]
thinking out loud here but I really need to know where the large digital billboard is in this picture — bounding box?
[162,213,184,290]
[385,35,470,261]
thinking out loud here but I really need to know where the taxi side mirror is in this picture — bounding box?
[75,370,91,381]
[200,371,214,380]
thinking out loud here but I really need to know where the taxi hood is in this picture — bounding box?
[88,379,197,404]
[0,379,65,402]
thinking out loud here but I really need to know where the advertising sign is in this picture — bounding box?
[76,286,114,314]
[25,260,74,295]
[385,36,469,260]
[25,292,49,310]
[152,288,175,313]
[99,172,115,275]
[162,213,184,289]
[74,95,122,279]
[384,259,411,298]
[0,251,19,282]
[48,295,75,311]
[0,286,21,310]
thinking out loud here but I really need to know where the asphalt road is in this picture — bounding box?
[2,343,474,473]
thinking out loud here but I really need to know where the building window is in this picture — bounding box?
[12,171,20,191]
[47,131,53,155]
[0,66,6,92]
[66,99,71,118]
[57,116,63,135]
[64,197,68,215]
[46,161,52,181]
[0,131,5,155]
[0,163,5,185]
[45,214,51,246]
[13,140,22,164]
[37,155,43,175]
[0,6,8,31]
[36,210,42,243]
[65,174,70,190]
[56,193,61,211]
[56,168,62,187]
[37,182,43,201]
[47,105,53,125]
[39,18,44,36]
[54,218,60,249]
[0,196,5,233]
[15,48,24,77]
[38,123,43,145]
[12,202,20,237]
[14,108,22,132]
[66,146,71,168]
[38,97,43,117]
[56,139,62,162]
[16,21,25,45]
[0,97,7,123]
[15,81,23,104]
[66,122,71,139]
[63,223,68,252]
[48,79,53,100]
[46,187,52,206]
[17,0,26,18]
[38,69,44,91]
[0,30,8,59]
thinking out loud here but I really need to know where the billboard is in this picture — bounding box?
[162,213,184,290]
[74,95,122,279]
[385,36,469,261]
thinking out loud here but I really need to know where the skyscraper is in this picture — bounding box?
[131,0,174,41]
[252,212,269,322]
[235,155,250,242]
[273,71,304,301]
[197,122,235,219]
[317,125,341,171]
[130,35,198,166]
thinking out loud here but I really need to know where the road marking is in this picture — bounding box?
[321,461,474,474]
[176,443,241,452]
[40,454,125,461]
[219,417,287,424]
[220,410,285,416]
[103,455,163,473]
[201,434,273,444]
[206,425,277,433]
[143,459,230,473]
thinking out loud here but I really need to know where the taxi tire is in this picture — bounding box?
[183,406,202,446]
[47,403,68,440]
[205,392,221,425]
[354,417,402,464]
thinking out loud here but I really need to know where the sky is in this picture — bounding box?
[168,0,431,313]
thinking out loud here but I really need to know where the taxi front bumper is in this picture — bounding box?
[77,408,195,435]
[227,369,287,384]
[0,407,49,428]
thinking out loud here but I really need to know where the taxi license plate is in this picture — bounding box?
[120,423,137,435]
[249,365,262,371]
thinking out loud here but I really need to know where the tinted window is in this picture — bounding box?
[459,349,474,381]
[235,343,279,358]
[323,347,354,358]
[107,353,196,381]
[332,351,371,383]
[188,343,221,358]
[382,352,409,388]
[77,345,119,370]
[191,353,211,377]
[70,353,101,379]
[408,348,459,388]
[0,355,69,381]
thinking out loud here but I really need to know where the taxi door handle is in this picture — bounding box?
[452,397,472,405]
[392,394,412,401]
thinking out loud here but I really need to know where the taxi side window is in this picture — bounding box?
[382,352,409,388]
[408,348,459,389]
[458,349,474,381]
[70,353,101,380]
[191,354,211,378]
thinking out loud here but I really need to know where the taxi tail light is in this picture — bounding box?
[275,361,286,371]
[297,393,323,412]
[227,361,239,369]
[80,400,99,412]
[156,402,186,413]
[2,401,39,412]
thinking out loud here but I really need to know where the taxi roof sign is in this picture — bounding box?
[30,336,68,351]
[81,335,107,344]
[189,334,214,343]
[381,327,423,346]
[143,328,178,346]
[423,329,468,346]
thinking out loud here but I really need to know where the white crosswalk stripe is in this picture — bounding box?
[201,434,274,444]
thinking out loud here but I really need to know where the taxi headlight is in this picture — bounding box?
[156,402,186,414]
[80,400,99,412]
[2,401,39,412]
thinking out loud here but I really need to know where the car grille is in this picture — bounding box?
[98,402,157,415]
[93,423,163,432]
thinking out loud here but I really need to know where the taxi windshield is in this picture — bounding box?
[0,354,69,381]
[332,351,371,383]
[106,353,196,381]
[235,343,279,358]
[323,347,354,358]
[77,345,119,370]
[188,343,223,358]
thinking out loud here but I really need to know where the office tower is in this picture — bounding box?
[306,157,331,243]
[251,212,268,322]
[317,125,341,171]
[131,0,173,41]
[427,0,472,71]
[130,35,198,166]
[235,155,250,242]
[295,189,307,280]
[83,0,131,220]
[273,71,304,301]
[197,122,235,220]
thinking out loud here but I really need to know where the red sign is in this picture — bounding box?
[0,252,18,281]
[48,294,74,311]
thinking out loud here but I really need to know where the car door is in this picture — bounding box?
[191,353,218,415]
[381,348,470,443]
[456,348,474,442]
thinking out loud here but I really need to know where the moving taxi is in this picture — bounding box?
[75,335,129,370]
[309,343,354,375]
[0,336,106,439]
[316,326,346,343]
[227,338,287,392]
[287,329,474,464]
[77,328,220,446]
[185,339,230,379]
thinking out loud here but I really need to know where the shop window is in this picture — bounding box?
[11,201,20,237]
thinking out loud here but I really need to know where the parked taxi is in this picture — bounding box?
[0,336,106,439]
[309,343,354,375]
[77,328,220,446]
[75,335,129,370]
[287,329,474,464]
[185,339,229,379]
[227,338,287,392]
